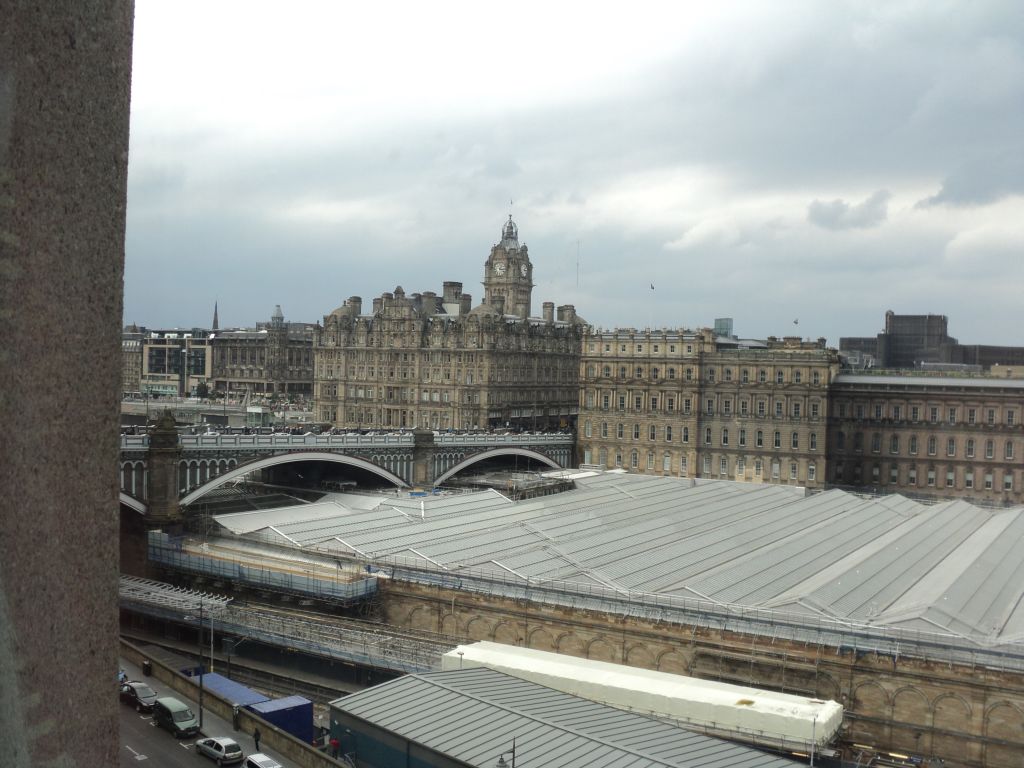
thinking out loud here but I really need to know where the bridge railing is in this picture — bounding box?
[434,433,573,446]
[121,433,418,450]
[122,432,574,451]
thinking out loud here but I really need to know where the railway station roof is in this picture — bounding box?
[212,473,1024,648]
[330,666,800,768]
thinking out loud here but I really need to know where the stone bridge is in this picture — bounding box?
[119,414,575,523]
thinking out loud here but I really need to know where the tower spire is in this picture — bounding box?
[212,301,219,331]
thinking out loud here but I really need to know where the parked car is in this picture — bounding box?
[152,696,199,738]
[194,736,244,765]
[119,680,157,712]
[243,754,283,768]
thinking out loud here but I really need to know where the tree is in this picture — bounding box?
[195,380,210,399]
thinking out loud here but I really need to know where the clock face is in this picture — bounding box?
[520,263,528,277]
[493,262,505,275]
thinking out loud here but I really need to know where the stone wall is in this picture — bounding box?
[381,581,1024,767]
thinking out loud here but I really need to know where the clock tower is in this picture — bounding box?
[483,215,534,318]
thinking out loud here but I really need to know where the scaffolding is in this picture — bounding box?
[120,576,455,674]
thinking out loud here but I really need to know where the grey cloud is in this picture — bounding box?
[917,150,1024,207]
[807,190,892,230]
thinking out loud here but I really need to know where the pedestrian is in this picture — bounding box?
[329,737,340,758]
[253,727,261,752]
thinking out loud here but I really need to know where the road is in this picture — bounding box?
[118,657,296,767]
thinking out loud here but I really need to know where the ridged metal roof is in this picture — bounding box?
[216,472,1024,646]
[331,666,799,768]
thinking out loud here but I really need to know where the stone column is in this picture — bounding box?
[0,3,135,765]
[411,427,436,487]
[146,410,183,525]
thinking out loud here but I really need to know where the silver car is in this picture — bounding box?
[194,737,244,765]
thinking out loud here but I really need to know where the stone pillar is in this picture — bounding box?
[0,4,135,765]
[146,410,182,525]
[411,427,436,487]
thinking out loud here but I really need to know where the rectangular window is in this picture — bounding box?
[721,429,729,446]
[756,430,764,448]
[601,422,608,438]
[965,471,974,489]
[1005,474,1014,492]
[617,424,624,439]
[930,407,939,423]
[908,467,917,485]
[772,461,780,479]
[793,402,801,418]
[740,400,749,416]
[890,465,898,484]
[703,456,711,474]
[810,432,817,451]
[723,400,732,415]
[758,401,766,417]
[1006,441,1014,460]
[706,398,714,415]
[618,395,625,410]
[790,463,797,480]
[775,401,783,418]
[739,428,747,447]
[911,406,920,422]
[720,457,728,475]
[774,431,781,449]
[667,397,675,412]
[985,472,994,490]
[681,457,688,475]
[810,402,819,418]
[988,409,996,425]
[928,437,937,456]
[683,398,692,415]
[874,404,883,420]
[737,456,746,473]
[634,396,642,410]
[755,459,763,475]
[602,394,610,410]
[584,421,592,438]
[650,396,658,410]
[683,426,689,443]
[947,438,956,457]
[705,427,712,445]
[986,440,995,459]
[968,408,976,424]
[665,426,673,441]
[871,433,881,453]
[1008,410,1016,426]
[947,470,955,488]
[633,424,640,440]
[663,453,671,472]
[892,405,902,420]
[791,432,799,450]
[910,436,918,455]
[808,463,816,481]
[890,435,899,454]
[927,469,936,486]
[649,425,656,441]
[948,407,957,424]
[647,452,655,470]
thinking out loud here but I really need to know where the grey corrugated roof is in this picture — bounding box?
[331,667,799,768]
[835,373,1024,390]
[214,473,1024,646]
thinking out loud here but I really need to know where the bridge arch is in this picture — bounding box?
[120,492,147,514]
[179,450,408,506]
[432,447,562,486]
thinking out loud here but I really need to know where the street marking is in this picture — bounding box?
[125,745,148,761]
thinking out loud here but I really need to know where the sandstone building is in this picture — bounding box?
[210,305,314,396]
[313,218,585,431]
[576,328,840,490]
[829,374,1024,504]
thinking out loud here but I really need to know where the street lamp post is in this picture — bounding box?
[496,738,516,768]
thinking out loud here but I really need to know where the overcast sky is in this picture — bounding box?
[124,0,1024,346]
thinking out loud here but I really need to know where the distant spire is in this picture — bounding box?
[212,301,219,331]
